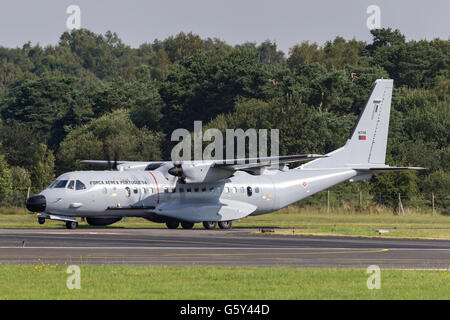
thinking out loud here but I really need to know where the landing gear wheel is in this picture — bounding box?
[218,221,232,229]
[38,217,45,225]
[166,220,180,229]
[202,221,217,230]
[181,221,195,229]
[66,221,78,229]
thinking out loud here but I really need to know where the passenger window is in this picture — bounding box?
[240,187,245,193]
[255,187,260,193]
[67,180,75,190]
[187,188,192,192]
[179,187,184,193]
[75,180,86,190]
[125,187,131,197]
[209,187,214,192]
[164,187,169,193]
[247,186,253,197]
[194,188,199,192]
[232,187,237,193]
[133,188,138,194]
[202,187,206,192]
[225,187,229,193]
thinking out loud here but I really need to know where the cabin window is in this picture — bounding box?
[209,187,214,192]
[75,180,86,190]
[179,187,184,192]
[232,187,237,194]
[164,187,169,193]
[240,187,245,193]
[187,188,192,192]
[247,186,253,197]
[194,188,199,192]
[225,187,229,193]
[125,187,131,197]
[202,187,206,192]
[67,180,75,190]
[255,186,260,193]
[133,188,138,194]
[53,180,68,188]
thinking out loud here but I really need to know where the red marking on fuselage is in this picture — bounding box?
[148,171,160,204]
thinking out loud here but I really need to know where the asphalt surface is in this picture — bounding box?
[0,228,449,269]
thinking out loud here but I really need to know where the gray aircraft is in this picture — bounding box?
[26,79,423,229]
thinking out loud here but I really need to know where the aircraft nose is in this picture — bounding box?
[26,195,46,212]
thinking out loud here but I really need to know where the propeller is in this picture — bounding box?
[168,161,182,177]
[103,142,119,171]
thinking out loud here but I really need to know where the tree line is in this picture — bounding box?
[0,28,448,211]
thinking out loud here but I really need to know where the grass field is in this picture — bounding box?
[0,264,449,300]
[1,206,449,239]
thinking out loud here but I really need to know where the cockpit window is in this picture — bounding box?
[75,180,86,190]
[67,180,75,189]
[53,180,68,188]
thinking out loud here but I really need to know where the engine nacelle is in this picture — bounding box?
[86,217,122,226]
[168,162,233,183]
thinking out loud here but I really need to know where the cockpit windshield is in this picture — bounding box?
[75,180,86,190]
[48,179,87,190]
[51,180,69,188]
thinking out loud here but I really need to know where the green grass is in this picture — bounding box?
[1,206,449,239]
[0,264,449,300]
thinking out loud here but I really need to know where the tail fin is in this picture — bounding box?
[303,79,393,169]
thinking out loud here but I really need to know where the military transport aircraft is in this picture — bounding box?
[26,79,423,229]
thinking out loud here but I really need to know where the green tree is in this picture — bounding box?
[30,143,55,193]
[9,166,31,206]
[0,148,12,205]
[57,109,164,172]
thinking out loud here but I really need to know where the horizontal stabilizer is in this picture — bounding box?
[361,166,426,172]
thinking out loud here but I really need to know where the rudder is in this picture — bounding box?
[303,79,393,169]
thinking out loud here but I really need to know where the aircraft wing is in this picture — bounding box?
[80,160,166,171]
[152,199,257,222]
[212,154,325,171]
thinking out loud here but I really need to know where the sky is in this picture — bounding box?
[0,0,448,54]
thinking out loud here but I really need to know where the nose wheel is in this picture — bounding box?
[66,221,79,229]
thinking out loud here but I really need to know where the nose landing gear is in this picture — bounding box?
[65,221,79,229]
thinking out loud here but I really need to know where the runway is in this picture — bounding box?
[0,228,449,269]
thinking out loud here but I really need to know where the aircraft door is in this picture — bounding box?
[143,172,160,208]
[259,177,277,211]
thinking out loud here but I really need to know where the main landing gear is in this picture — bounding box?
[202,221,232,229]
[165,220,195,229]
[165,220,233,230]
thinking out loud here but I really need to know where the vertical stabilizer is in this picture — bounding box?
[303,79,393,169]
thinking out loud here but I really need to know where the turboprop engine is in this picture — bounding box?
[168,162,233,183]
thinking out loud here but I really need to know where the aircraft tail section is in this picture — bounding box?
[303,79,393,169]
